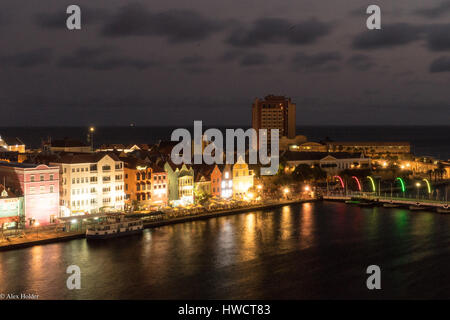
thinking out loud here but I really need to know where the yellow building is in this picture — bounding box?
[232,157,254,199]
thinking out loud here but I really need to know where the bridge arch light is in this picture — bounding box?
[334,175,345,189]
[422,179,431,194]
[395,177,406,193]
[352,176,362,191]
[367,176,376,192]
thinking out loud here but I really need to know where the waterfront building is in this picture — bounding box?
[123,158,152,209]
[193,165,214,199]
[252,95,296,146]
[150,163,168,208]
[326,141,410,157]
[0,136,26,153]
[164,162,194,206]
[220,164,233,199]
[0,185,25,230]
[98,144,148,153]
[232,157,254,199]
[290,142,328,152]
[284,151,371,175]
[279,135,308,152]
[50,153,124,216]
[0,161,59,226]
[210,165,222,197]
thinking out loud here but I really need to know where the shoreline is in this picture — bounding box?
[0,199,315,252]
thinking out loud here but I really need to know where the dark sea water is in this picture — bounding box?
[1,202,450,300]
[0,126,448,160]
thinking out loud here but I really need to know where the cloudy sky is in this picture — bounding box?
[1,0,449,126]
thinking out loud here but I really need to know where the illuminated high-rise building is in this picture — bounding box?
[252,95,296,145]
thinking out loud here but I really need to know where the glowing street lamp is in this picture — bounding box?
[304,185,310,192]
[257,185,263,190]
[415,182,421,199]
[283,187,290,194]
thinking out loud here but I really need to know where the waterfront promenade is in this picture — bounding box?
[0,198,314,251]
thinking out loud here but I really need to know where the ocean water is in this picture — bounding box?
[0,126,448,160]
[1,202,450,299]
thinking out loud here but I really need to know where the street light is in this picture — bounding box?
[415,182,421,200]
[34,221,40,239]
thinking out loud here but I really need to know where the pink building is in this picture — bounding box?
[0,161,60,226]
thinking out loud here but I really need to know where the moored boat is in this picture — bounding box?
[86,217,143,239]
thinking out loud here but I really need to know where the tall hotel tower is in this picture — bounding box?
[252,95,296,146]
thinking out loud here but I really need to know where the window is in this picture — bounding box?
[40,186,45,193]
[72,178,75,184]
[90,164,97,172]
[72,168,75,173]
[91,187,96,193]
[30,175,35,182]
[49,174,53,181]
[102,165,111,171]
[50,185,54,193]
[90,176,97,183]
[103,176,111,183]
[30,187,35,194]
[76,178,80,184]
[77,168,80,172]
[64,168,67,173]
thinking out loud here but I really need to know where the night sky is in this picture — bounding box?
[1,0,449,126]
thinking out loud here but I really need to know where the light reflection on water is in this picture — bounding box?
[1,201,450,299]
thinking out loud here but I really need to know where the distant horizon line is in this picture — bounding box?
[0,124,449,128]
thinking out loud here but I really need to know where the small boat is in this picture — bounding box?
[437,205,450,214]
[86,217,143,239]
[345,200,360,204]
[383,202,400,208]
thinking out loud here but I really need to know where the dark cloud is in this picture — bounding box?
[291,51,341,72]
[240,53,268,66]
[179,55,205,65]
[0,48,53,68]
[347,54,374,71]
[58,46,154,70]
[352,23,422,49]
[414,1,450,18]
[219,50,245,62]
[429,56,450,72]
[425,24,450,51]
[102,3,223,43]
[35,6,109,29]
[226,18,331,47]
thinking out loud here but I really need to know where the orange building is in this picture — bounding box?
[123,159,152,208]
[150,163,168,208]
[210,165,222,197]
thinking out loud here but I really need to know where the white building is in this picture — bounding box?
[51,153,125,216]
[284,151,371,175]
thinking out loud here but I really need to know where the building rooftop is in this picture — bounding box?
[0,160,56,169]
[327,141,410,146]
[283,151,365,161]
[52,152,121,164]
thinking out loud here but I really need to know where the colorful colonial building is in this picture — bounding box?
[50,153,124,216]
[232,157,254,199]
[0,161,59,226]
[0,185,24,230]
[164,162,194,206]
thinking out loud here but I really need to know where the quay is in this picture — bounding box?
[323,194,449,210]
[0,198,315,251]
